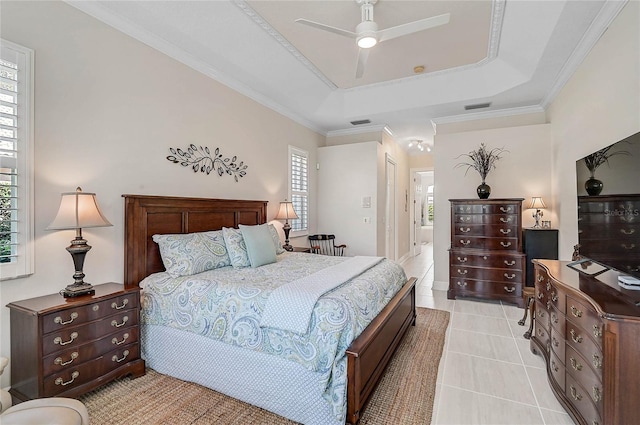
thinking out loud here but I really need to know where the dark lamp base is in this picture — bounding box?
[61,283,95,298]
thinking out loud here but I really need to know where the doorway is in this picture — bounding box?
[385,154,397,260]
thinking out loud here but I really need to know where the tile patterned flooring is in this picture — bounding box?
[401,244,576,425]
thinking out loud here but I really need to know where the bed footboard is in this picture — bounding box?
[345,277,417,424]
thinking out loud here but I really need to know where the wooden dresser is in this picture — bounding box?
[448,198,526,307]
[7,283,145,401]
[531,260,640,425]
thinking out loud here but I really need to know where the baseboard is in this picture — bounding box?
[432,280,449,291]
[397,252,410,264]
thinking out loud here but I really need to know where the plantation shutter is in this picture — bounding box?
[290,147,308,233]
[1,40,34,279]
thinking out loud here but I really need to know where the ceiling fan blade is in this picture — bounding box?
[355,48,370,79]
[378,13,450,43]
[295,18,357,39]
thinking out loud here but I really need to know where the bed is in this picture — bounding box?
[123,194,417,425]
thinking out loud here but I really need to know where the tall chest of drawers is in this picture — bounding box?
[7,283,146,401]
[531,260,640,425]
[448,198,526,307]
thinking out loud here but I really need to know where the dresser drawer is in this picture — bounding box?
[42,292,139,335]
[534,321,550,354]
[550,304,565,336]
[450,251,523,269]
[42,326,140,376]
[549,350,565,391]
[566,319,603,372]
[42,309,138,356]
[566,296,603,347]
[453,236,519,251]
[450,266,523,283]
[535,300,550,331]
[453,224,519,238]
[566,344,603,411]
[43,342,140,397]
[565,374,603,425]
[454,213,519,226]
[550,327,565,361]
[450,278,521,298]
[453,203,520,215]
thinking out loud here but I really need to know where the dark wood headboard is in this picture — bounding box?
[123,194,268,289]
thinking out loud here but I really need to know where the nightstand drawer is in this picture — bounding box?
[42,292,139,334]
[42,310,138,356]
[42,326,140,376]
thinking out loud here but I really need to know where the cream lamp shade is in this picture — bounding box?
[275,200,299,251]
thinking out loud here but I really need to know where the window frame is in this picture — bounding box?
[288,145,309,237]
[1,39,34,280]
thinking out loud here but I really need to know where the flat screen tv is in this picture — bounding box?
[575,131,640,280]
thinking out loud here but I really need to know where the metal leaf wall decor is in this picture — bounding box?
[167,144,248,182]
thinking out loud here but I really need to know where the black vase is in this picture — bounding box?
[585,177,603,196]
[477,182,491,199]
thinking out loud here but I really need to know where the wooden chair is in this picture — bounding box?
[308,234,346,256]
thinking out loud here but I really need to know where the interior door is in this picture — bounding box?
[385,155,397,260]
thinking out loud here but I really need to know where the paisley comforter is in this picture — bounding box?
[140,252,407,420]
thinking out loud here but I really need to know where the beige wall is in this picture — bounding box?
[547,0,640,259]
[0,0,324,386]
[433,123,553,289]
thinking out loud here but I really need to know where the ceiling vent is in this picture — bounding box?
[350,119,372,126]
[464,102,492,110]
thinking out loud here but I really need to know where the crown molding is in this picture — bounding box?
[540,0,628,109]
[65,0,327,136]
[431,104,545,128]
[326,124,388,138]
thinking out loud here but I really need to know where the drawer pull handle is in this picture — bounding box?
[500,207,512,212]
[593,421,600,425]
[457,257,468,263]
[112,333,130,345]
[111,316,129,328]
[593,354,602,369]
[456,281,467,287]
[457,269,468,275]
[503,286,515,293]
[54,312,78,325]
[551,312,558,324]
[500,229,511,234]
[593,324,602,338]
[460,227,471,233]
[547,301,552,310]
[593,386,601,402]
[551,360,558,372]
[54,352,78,366]
[570,386,582,401]
[546,282,551,290]
[552,337,559,348]
[570,329,583,344]
[461,216,471,222]
[112,299,129,310]
[504,273,516,280]
[500,217,512,223]
[570,357,583,371]
[500,241,512,248]
[570,306,583,318]
[621,228,635,235]
[537,292,544,300]
[551,292,558,302]
[537,275,544,282]
[112,350,130,363]
[55,371,79,386]
[54,332,78,346]
[504,260,515,266]
[460,240,471,246]
[483,256,488,260]
[537,309,545,318]
[621,243,636,250]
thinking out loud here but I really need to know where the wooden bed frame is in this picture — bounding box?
[123,194,416,425]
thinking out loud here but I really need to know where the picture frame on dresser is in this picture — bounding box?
[448,198,526,307]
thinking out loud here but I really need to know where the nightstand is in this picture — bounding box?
[6,283,145,402]
[291,246,311,253]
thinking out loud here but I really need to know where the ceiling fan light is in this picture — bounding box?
[357,35,377,48]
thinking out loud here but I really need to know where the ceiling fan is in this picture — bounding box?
[295,0,450,78]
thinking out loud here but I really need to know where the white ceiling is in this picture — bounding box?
[67,0,625,153]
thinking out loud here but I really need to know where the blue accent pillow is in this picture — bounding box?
[239,224,277,268]
[152,230,230,277]
[222,227,251,268]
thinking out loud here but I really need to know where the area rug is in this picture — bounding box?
[80,307,449,424]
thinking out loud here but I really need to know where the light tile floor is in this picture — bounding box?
[400,243,576,425]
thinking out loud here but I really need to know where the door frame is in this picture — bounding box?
[409,167,434,257]
[385,154,398,260]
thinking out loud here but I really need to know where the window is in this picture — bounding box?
[288,146,308,235]
[1,40,34,280]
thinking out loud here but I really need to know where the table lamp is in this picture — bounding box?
[46,187,112,297]
[529,197,546,228]
[275,199,299,251]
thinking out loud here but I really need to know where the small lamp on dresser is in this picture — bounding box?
[275,199,299,252]
[528,197,546,228]
[46,187,112,297]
